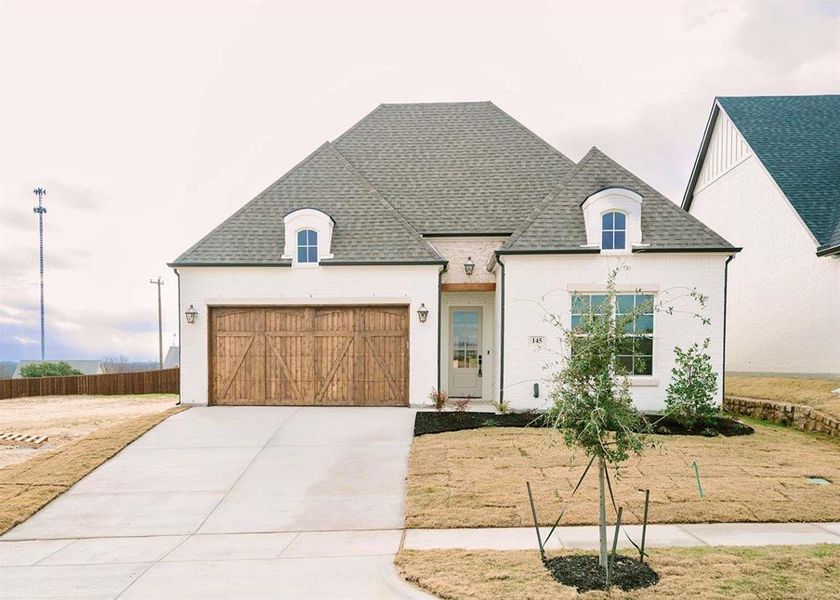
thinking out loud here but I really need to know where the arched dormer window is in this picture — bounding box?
[601,211,626,250]
[581,188,644,251]
[297,229,318,263]
[281,208,335,266]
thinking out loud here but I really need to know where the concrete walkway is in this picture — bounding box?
[0,407,433,599]
[404,522,840,551]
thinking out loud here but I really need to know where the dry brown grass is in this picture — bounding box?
[0,406,186,534]
[396,546,840,600]
[406,424,840,528]
[727,375,840,420]
[0,394,178,469]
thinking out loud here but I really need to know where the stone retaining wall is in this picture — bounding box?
[724,396,840,437]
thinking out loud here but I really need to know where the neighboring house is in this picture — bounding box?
[12,359,106,378]
[171,102,736,410]
[163,345,180,370]
[683,95,840,377]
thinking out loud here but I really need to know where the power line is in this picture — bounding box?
[150,276,164,370]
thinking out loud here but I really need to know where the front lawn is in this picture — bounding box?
[727,374,840,420]
[397,545,840,599]
[406,421,840,528]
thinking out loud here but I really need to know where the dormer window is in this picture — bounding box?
[601,212,626,250]
[581,188,644,251]
[297,229,318,263]
[282,208,335,266]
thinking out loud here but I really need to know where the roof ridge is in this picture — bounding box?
[379,100,493,106]
[486,101,575,167]
[504,147,600,248]
[326,143,444,261]
[171,142,332,263]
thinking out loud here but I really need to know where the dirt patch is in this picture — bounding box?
[545,554,659,592]
[0,394,177,469]
[0,405,186,534]
[406,423,840,528]
[396,546,840,599]
[727,375,840,420]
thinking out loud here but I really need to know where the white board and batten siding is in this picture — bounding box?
[501,253,729,412]
[178,265,441,405]
[689,108,840,377]
[695,107,753,193]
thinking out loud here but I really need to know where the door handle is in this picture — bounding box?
[478,355,482,378]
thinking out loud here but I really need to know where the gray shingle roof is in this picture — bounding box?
[333,102,575,235]
[715,96,840,251]
[503,147,734,252]
[172,143,443,265]
[173,102,733,266]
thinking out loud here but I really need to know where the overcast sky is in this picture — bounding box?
[1,1,838,362]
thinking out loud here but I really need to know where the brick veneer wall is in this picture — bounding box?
[724,396,840,437]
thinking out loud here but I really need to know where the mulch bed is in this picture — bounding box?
[544,554,659,592]
[414,411,753,437]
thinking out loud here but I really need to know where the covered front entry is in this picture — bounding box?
[209,306,409,406]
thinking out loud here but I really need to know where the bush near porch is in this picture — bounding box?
[405,422,840,529]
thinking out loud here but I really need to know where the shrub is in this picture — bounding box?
[428,388,449,411]
[665,339,718,428]
[493,398,511,414]
[20,361,83,378]
[449,396,471,413]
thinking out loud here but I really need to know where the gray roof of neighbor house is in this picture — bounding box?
[12,359,105,378]
[163,346,180,369]
[684,95,840,254]
[503,148,734,253]
[173,102,733,266]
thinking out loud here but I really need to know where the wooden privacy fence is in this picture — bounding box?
[0,368,180,400]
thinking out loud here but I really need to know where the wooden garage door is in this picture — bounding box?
[209,306,409,406]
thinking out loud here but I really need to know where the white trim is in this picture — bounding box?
[566,283,661,293]
[581,188,644,250]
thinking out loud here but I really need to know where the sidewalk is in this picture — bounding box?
[403,522,840,551]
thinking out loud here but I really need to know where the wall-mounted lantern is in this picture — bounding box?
[184,305,198,324]
[416,303,429,323]
[464,256,475,276]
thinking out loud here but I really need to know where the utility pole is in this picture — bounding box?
[33,188,47,361]
[150,277,164,369]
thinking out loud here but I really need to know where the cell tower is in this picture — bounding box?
[33,187,47,361]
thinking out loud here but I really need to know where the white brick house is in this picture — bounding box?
[171,102,737,410]
[684,96,840,377]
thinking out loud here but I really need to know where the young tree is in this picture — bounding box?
[542,265,711,574]
[20,361,83,378]
[544,267,652,570]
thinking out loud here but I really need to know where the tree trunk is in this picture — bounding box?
[598,457,608,569]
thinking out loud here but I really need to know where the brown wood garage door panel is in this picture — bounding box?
[209,306,408,406]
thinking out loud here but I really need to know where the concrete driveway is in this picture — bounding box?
[0,407,433,599]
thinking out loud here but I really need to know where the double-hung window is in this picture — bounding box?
[570,293,654,375]
[296,229,318,263]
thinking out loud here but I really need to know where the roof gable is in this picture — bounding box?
[172,143,442,265]
[504,148,733,252]
[686,95,840,251]
[333,102,575,234]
